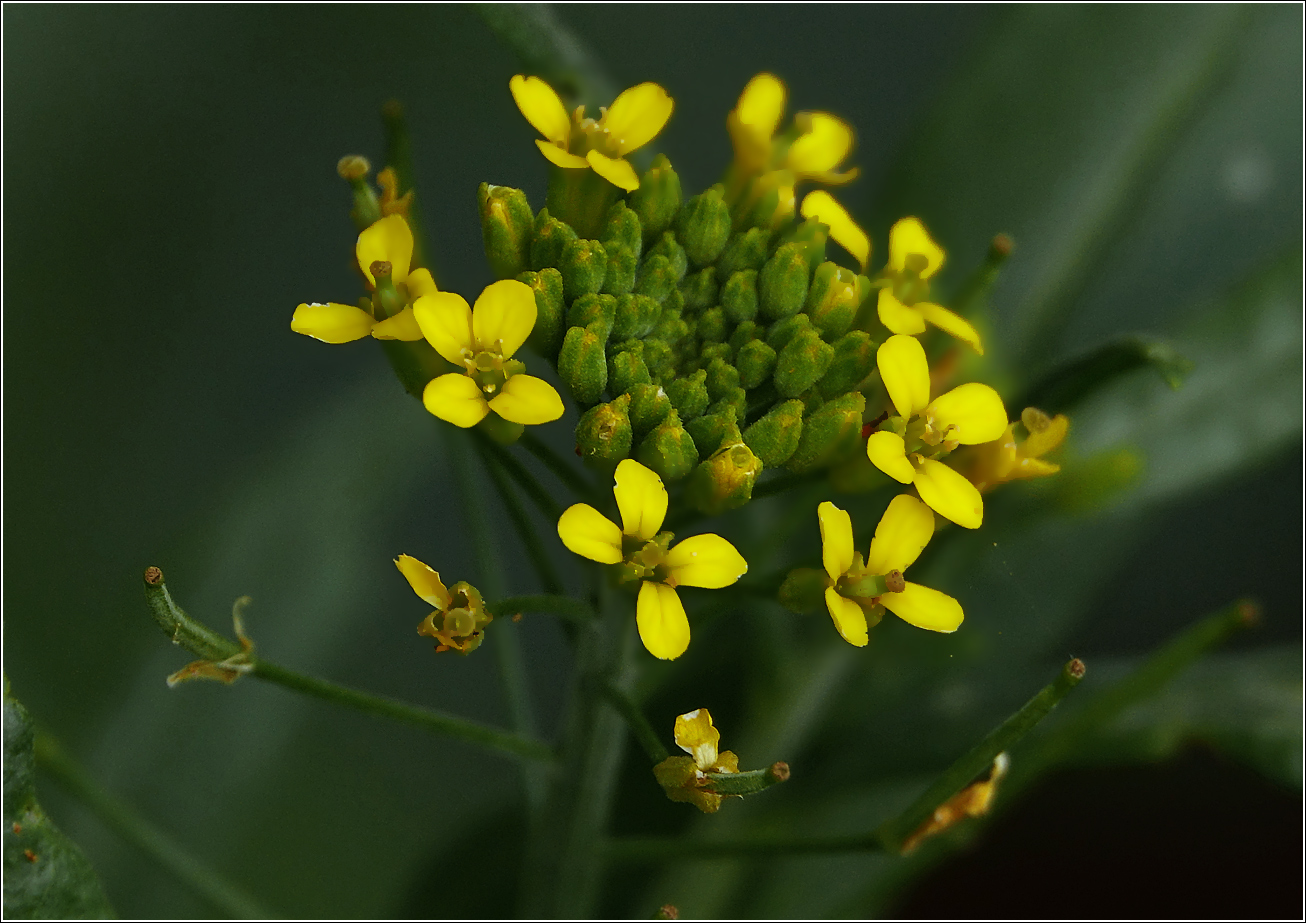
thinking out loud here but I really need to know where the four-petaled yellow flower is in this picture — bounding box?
[291,214,437,344]
[557,460,748,660]
[877,217,984,353]
[413,279,564,428]
[966,407,1070,493]
[866,335,1008,529]
[395,553,492,654]
[728,73,858,185]
[800,190,870,271]
[510,75,673,193]
[818,497,963,647]
[652,708,740,814]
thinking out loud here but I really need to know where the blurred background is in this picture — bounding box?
[4,5,1301,918]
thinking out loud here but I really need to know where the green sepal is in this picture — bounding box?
[608,341,652,395]
[697,306,728,343]
[758,242,811,321]
[708,387,748,425]
[559,238,609,302]
[645,231,688,282]
[575,393,634,473]
[476,412,525,446]
[736,339,778,390]
[679,266,718,312]
[530,207,579,271]
[634,253,678,303]
[675,185,732,268]
[728,319,759,353]
[567,293,616,343]
[665,368,709,421]
[601,244,638,296]
[779,567,828,613]
[478,182,533,280]
[518,268,566,359]
[717,226,771,279]
[685,409,740,458]
[558,322,609,405]
[785,392,866,473]
[818,330,877,397]
[611,293,663,341]
[700,342,733,367]
[806,262,863,339]
[636,410,699,482]
[628,382,673,438]
[628,153,682,245]
[600,200,642,256]
[686,440,763,515]
[743,399,805,467]
[778,216,829,274]
[720,269,759,324]
[641,337,676,381]
[765,312,813,351]
[774,328,835,398]
[705,357,741,402]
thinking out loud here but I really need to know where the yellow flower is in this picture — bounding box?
[966,407,1070,492]
[652,708,741,814]
[556,460,747,660]
[800,190,870,270]
[510,75,673,193]
[866,335,1007,529]
[818,496,963,647]
[290,214,438,344]
[876,217,984,353]
[727,73,858,185]
[413,279,565,428]
[395,554,492,654]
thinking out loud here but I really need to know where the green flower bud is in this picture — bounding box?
[634,253,678,303]
[600,201,642,257]
[728,320,759,353]
[479,183,533,280]
[665,368,709,421]
[559,238,608,303]
[778,567,827,614]
[700,342,733,366]
[608,341,651,395]
[680,267,718,312]
[518,268,566,359]
[765,313,813,351]
[636,410,699,482]
[674,185,731,268]
[645,231,688,282]
[806,262,863,339]
[698,306,728,343]
[716,227,771,279]
[686,441,763,515]
[628,382,672,437]
[818,330,876,397]
[785,392,866,474]
[743,399,804,467]
[708,387,748,425]
[531,207,578,271]
[797,387,825,415]
[778,216,828,275]
[601,244,638,296]
[705,357,741,401]
[774,328,835,398]
[736,339,778,390]
[685,409,740,458]
[558,322,609,405]
[720,269,759,324]
[758,242,811,321]
[641,338,675,381]
[575,393,633,473]
[648,303,688,348]
[567,293,616,343]
[628,154,682,245]
[611,293,662,341]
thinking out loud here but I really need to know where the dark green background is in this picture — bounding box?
[4,5,1301,918]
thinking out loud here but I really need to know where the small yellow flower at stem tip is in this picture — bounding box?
[556,459,747,660]
[727,73,858,185]
[395,554,491,655]
[876,216,984,353]
[964,407,1070,492]
[800,190,870,271]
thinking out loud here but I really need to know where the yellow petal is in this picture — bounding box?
[488,374,564,425]
[1023,413,1070,458]
[735,73,786,139]
[917,302,984,354]
[370,305,424,341]
[786,112,854,177]
[800,191,870,270]
[509,74,571,144]
[673,708,720,770]
[877,335,932,418]
[601,82,673,155]
[586,150,640,192]
[888,217,945,279]
[290,302,375,344]
[881,581,963,633]
[877,289,928,336]
[394,554,452,609]
[866,431,916,484]
[406,267,439,300]
[914,458,983,529]
[357,214,413,287]
[614,459,668,540]
[865,494,934,575]
[413,292,475,364]
[825,588,869,647]
[421,373,489,428]
[472,279,537,359]
[557,503,623,564]
[536,138,591,169]
[664,534,747,589]
[637,581,690,661]
[817,500,855,580]
[1012,456,1061,480]
[928,383,1008,445]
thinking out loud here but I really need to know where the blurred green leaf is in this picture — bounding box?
[1015,335,1193,414]
[3,681,115,920]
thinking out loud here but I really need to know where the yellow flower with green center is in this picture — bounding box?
[876,216,984,353]
[290,214,438,344]
[413,279,565,428]
[727,73,858,185]
[510,74,673,193]
[818,497,963,647]
[800,190,870,270]
[395,554,492,655]
[866,335,1007,529]
[652,708,741,814]
[556,459,748,660]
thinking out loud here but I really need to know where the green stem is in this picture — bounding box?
[382,99,433,280]
[609,830,883,864]
[474,430,564,521]
[600,680,669,763]
[489,594,596,624]
[475,3,615,108]
[35,735,271,919]
[518,430,598,502]
[477,441,565,596]
[1013,335,1193,415]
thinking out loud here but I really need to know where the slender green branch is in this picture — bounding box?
[610,830,883,864]
[143,567,240,662]
[518,430,599,502]
[875,658,1087,851]
[599,680,669,763]
[381,100,433,280]
[477,441,565,595]
[489,594,596,624]
[1014,335,1193,414]
[35,735,271,919]
[475,431,564,522]
[475,4,615,107]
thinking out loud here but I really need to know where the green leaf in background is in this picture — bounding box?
[3,680,115,920]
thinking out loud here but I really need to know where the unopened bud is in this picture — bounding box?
[708,387,748,425]
[666,368,709,421]
[806,262,863,339]
[679,267,718,312]
[575,394,633,472]
[611,293,662,341]
[648,306,687,351]
[774,328,835,398]
[685,410,740,458]
[785,392,866,473]
[602,244,638,297]
[519,268,566,359]
[717,227,771,279]
[698,306,728,343]
[567,293,616,343]
[641,337,675,381]
[759,242,811,321]
[628,382,673,437]
[778,216,828,274]
[766,313,813,351]
[645,231,688,281]
[339,155,381,229]
[558,322,609,405]
[608,341,652,395]
[721,269,759,324]
[635,253,678,303]
[601,201,642,256]
[743,399,805,467]
[636,410,699,482]
[675,185,732,268]
[779,567,827,613]
[559,239,609,302]
[628,154,682,245]
[478,183,533,280]
[530,208,579,271]
[705,357,741,402]
[728,320,760,353]
[818,330,876,397]
[686,441,763,515]
[736,339,778,390]
[337,155,371,181]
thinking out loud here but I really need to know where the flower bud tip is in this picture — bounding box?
[337,155,371,181]
[1067,658,1086,680]
[370,260,392,279]
[884,569,906,593]
[657,904,679,920]
[769,761,791,782]
[143,566,164,586]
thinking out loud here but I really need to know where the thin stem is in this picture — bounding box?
[489,594,596,624]
[35,735,271,919]
[477,441,565,596]
[475,431,564,522]
[600,679,669,763]
[382,99,434,280]
[475,4,615,109]
[518,430,598,502]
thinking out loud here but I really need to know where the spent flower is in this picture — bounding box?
[395,554,492,654]
[652,708,741,814]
